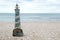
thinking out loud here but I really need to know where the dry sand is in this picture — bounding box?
[0,22,60,40]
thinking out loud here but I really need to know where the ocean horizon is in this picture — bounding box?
[0,13,60,22]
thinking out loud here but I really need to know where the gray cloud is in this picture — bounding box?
[3,0,21,3]
[24,0,33,1]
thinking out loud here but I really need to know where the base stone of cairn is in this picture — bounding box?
[13,28,23,37]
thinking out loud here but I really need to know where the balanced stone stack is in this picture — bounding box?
[15,4,20,28]
[13,4,23,37]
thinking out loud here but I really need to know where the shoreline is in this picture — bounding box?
[0,20,60,23]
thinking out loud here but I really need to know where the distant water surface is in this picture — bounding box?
[0,13,60,22]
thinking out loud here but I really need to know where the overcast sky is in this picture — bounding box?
[0,0,60,13]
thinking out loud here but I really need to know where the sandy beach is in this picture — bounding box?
[0,21,60,40]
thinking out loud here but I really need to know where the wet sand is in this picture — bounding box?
[0,22,60,40]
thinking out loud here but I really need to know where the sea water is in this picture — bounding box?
[0,13,60,22]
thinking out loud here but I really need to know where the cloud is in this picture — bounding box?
[26,0,32,1]
[0,0,60,13]
[20,0,60,13]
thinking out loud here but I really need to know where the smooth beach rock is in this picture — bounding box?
[13,28,23,37]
